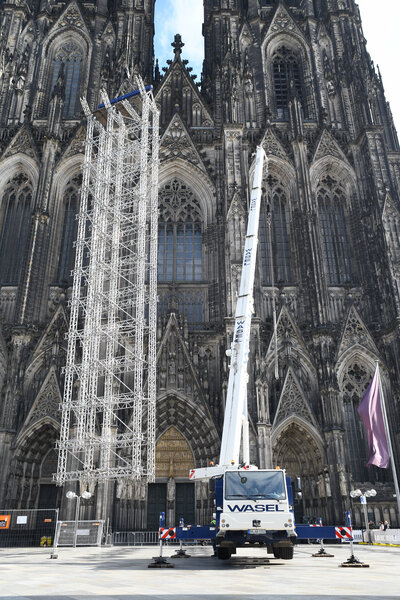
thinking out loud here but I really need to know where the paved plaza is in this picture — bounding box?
[0,544,399,600]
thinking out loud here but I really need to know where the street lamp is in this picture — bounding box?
[66,490,92,548]
[350,488,377,542]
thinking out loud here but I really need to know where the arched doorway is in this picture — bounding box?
[38,449,60,509]
[7,419,60,510]
[147,426,195,529]
[273,420,325,523]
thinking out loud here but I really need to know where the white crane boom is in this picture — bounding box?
[190,146,266,480]
[220,145,266,466]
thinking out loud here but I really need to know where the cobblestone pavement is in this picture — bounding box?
[0,544,398,599]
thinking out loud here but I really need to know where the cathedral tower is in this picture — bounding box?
[201,0,400,523]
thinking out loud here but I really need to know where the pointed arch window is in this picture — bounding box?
[273,46,303,120]
[158,179,203,282]
[259,175,292,285]
[342,361,382,482]
[57,175,81,284]
[318,176,351,285]
[0,173,33,285]
[50,43,84,118]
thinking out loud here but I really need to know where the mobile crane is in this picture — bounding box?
[183,147,296,560]
[171,147,353,560]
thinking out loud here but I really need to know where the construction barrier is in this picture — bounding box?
[342,529,363,543]
[0,509,57,548]
[370,529,400,545]
[55,520,104,547]
[159,527,176,540]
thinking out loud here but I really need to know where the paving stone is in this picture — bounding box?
[0,545,399,599]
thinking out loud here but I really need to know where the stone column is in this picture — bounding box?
[256,380,273,468]
[166,477,175,528]
[0,431,14,506]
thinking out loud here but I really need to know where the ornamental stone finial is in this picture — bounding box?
[171,33,184,57]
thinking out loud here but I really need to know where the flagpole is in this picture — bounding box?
[376,363,400,522]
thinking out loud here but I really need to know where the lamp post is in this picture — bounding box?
[350,488,377,543]
[66,490,92,548]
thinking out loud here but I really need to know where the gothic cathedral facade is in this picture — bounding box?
[0,0,399,529]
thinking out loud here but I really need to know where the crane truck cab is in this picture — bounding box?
[210,467,296,560]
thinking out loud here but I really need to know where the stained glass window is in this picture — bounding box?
[0,174,33,285]
[273,47,303,120]
[342,362,371,482]
[50,43,83,118]
[259,175,291,285]
[57,175,81,284]
[318,175,351,285]
[158,179,203,282]
[342,361,390,483]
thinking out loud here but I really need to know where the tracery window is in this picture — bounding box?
[317,176,351,285]
[272,46,303,120]
[342,362,371,482]
[158,290,204,325]
[50,43,84,118]
[259,175,291,285]
[342,361,390,483]
[57,175,81,284]
[158,179,203,282]
[0,173,33,285]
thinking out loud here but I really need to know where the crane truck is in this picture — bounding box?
[171,147,353,560]
[185,147,296,560]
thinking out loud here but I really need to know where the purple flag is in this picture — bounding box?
[357,366,390,468]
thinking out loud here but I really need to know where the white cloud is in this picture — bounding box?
[155,0,204,75]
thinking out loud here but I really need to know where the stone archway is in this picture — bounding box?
[272,420,326,522]
[113,392,220,531]
[7,418,60,510]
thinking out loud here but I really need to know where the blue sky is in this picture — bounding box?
[154,0,400,132]
[154,0,204,77]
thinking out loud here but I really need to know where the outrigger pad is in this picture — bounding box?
[340,555,369,568]
[148,557,175,568]
[312,548,334,557]
[173,550,191,558]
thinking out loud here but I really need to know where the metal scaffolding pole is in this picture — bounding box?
[55,78,159,486]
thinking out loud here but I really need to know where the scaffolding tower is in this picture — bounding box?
[55,79,159,486]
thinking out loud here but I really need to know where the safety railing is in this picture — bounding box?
[112,531,160,546]
[112,531,200,546]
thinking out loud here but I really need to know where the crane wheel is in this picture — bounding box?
[217,547,232,560]
[273,545,294,560]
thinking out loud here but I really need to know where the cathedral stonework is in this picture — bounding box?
[0,0,399,529]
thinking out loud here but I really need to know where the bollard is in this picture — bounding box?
[148,512,174,568]
[340,511,369,568]
[173,518,191,558]
[312,518,334,557]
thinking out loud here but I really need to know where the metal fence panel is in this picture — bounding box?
[56,520,104,546]
[112,531,202,547]
[0,509,57,548]
[112,531,159,546]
